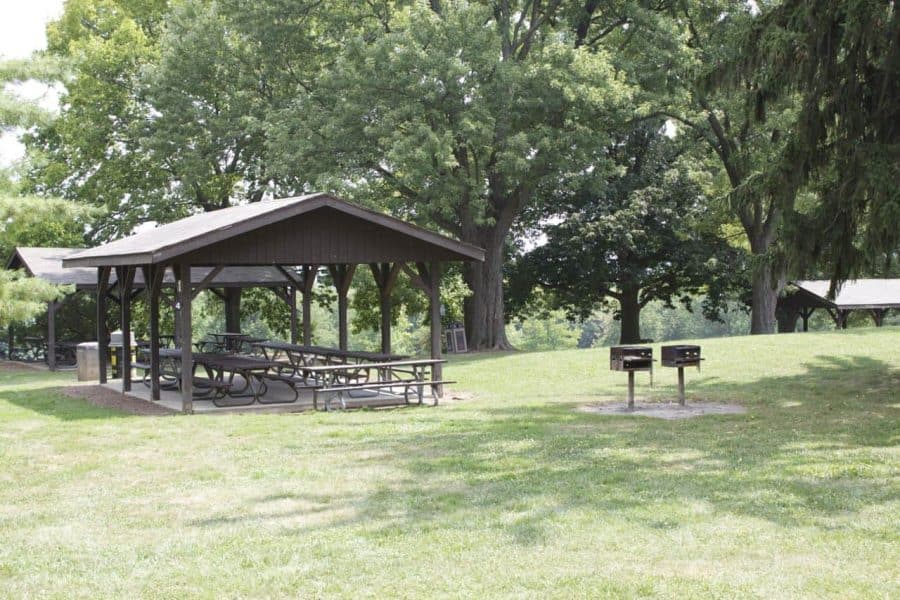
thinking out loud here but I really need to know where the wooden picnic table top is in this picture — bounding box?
[251,340,408,362]
[202,354,280,370]
[157,348,279,370]
[300,358,446,372]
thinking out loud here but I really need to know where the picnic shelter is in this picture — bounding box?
[62,193,484,413]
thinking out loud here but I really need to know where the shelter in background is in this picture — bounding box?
[62,193,484,413]
[6,247,292,370]
[778,279,900,331]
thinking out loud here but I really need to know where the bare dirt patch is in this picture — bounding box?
[577,400,746,420]
[443,389,476,403]
[0,361,48,372]
[63,385,176,416]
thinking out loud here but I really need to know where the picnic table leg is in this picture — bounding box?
[417,365,425,405]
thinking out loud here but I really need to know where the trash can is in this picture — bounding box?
[109,330,136,379]
[76,342,100,381]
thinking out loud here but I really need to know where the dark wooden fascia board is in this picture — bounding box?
[63,193,485,268]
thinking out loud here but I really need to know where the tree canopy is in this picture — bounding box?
[510,123,740,343]
[718,0,900,286]
[264,1,635,348]
[3,0,897,347]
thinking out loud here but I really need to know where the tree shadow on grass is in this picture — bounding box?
[188,353,898,547]
[0,381,134,420]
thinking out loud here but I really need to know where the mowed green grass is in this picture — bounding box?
[0,328,898,599]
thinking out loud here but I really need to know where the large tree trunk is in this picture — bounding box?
[618,285,642,344]
[748,234,785,334]
[462,227,512,351]
[749,265,779,334]
[223,288,241,333]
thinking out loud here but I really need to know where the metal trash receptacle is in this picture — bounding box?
[108,330,136,379]
[76,342,100,381]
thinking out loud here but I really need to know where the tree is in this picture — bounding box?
[628,0,797,334]
[0,195,98,261]
[24,0,171,240]
[510,124,739,344]
[266,1,631,349]
[721,0,900,286]
[0,56,64,131]
[0,271,70,331]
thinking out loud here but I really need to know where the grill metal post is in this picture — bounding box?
[627,371,635,409]
[610,345,652,409]
[662,345,701,406]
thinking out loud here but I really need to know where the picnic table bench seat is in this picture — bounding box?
[193,376,232,399]
[314,379,454,411]
[134,360,180,391]
[254,371,322,403]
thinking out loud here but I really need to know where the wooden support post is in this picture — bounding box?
[800,307,814,332]
[276,265,315,345]
[328,264,356,351]
[302,265,317,345]
[176,263,193,414]
[338,291,348,351]
[370,263,402,354]
[871,309,886,327]
[169,269,182,347]
[97,267,111,384]
[143,264,163,401]
[427,262,443,398]
[6,324,12,360]
[627,371,635,410]
[47,300,57,371]
[402,261,445,400]
[677,367,686,406]
[116,266,136,392]
[289,286,298,344]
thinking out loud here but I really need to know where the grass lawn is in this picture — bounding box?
[0,328,898,598]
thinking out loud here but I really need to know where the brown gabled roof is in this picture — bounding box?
[7,247,292,290]
[7,247,98,289]
[62,193,484,268]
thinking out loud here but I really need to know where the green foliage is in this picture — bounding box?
[507,308,581,352]
[721,0,900,282]
[0,270,70,328]
[0,195,99,261]
[264,0,632,348]
[630,0,800,332]
[511,124,741,342]
[0,56,66,130]
[25,0,171,239]
[138,0,289,213]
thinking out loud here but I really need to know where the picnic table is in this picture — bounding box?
[141,345,447,411]
[47,341,78,366]
[299,358,448,410]
[251,340,407,368]
[154,348,293,406]
[195,333,267,354]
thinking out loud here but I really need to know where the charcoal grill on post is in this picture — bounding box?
[610,346,653,409]
[661,345,702,405]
